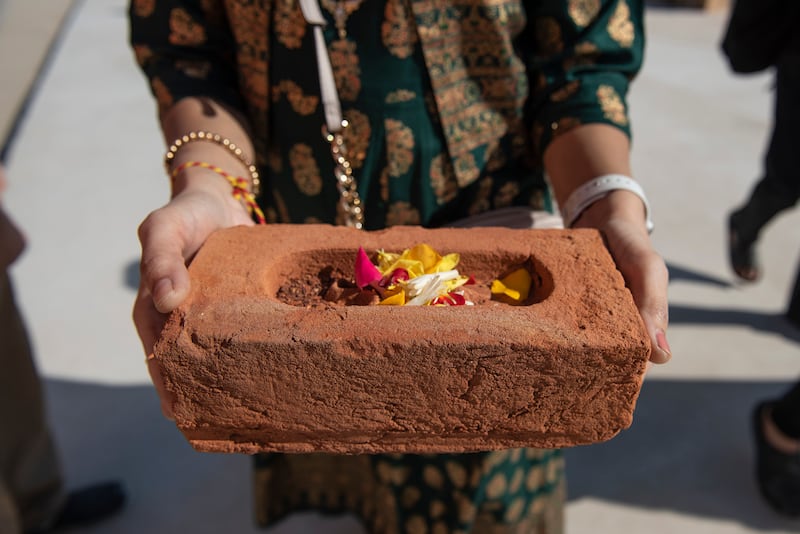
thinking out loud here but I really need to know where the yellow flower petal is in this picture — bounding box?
[491,279,519,300]
[435,253,461,273]
[376,249,400,270]
[377,244,462,278]
[380,258,425,278]
[444,275,471,292]
[374,244,464,306]
[407,243,441,272]
[491,268,532,303]
[379,290,406,305]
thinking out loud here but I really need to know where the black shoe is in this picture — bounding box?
[753,402,800,517]
[27,481,126,533]
[728,212,759,282]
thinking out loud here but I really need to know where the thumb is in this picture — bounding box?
[137,208,192,313]
[621,247,671,364]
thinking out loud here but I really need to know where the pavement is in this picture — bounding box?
[1,0,799,533]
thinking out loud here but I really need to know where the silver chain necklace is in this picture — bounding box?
[299,0,365,229]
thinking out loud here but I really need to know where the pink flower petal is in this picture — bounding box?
[354,247,383,289]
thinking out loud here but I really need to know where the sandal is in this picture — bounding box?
[25,482,126,533]
[753,402,800,517]
[728,212,759,282]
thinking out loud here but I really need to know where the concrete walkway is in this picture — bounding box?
[2,0,799,532]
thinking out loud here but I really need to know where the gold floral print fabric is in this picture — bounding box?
[329,38,362,102]
[607,0,635,48]
[272,80,318,116]
[288,143,323,195]
[274,0,306,49]
[129,0,642,224]
[385,119,415,178]
[597,84,628,126]
[167,7,206,46]
[341,108,371,169]
[568,0,600,27]
[429,153,459,205]
[383,0,418,58]
[408,0,528,187]
[254,449,565,534]
[132,0,156,18]
[526,0,644,156]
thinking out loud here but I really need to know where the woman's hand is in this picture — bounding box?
[573,190,671,365]
[135,97,260,418]
[133,173,255,418]
[543,124,670,367]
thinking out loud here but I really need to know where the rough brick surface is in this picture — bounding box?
[155,225,650,454]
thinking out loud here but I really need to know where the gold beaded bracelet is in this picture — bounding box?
[163,131,261,197]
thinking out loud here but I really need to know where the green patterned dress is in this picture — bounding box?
[129,0,644,531]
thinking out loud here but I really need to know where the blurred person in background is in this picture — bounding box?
[721,0,800,517]
[0,164,126,533]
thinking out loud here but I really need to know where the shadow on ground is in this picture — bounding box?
[44,377,800,533]
[665,260,800,342]
[666,261,732,289]
[43,379,264,534]
[670,304,800,342]
[567,378,800,531]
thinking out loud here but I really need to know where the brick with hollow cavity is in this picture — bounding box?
[154,224,650,454]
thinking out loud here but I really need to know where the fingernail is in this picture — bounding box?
[656,330,672,359]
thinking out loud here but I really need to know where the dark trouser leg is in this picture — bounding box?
[731,58,800,243]
[0,482,22,534]
[787,261,800,327]
[0,272,64,533]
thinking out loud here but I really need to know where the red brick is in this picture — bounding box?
[155,225,650,454]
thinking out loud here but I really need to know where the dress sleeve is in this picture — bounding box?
[521,0,645,156]
[128,0,246,119]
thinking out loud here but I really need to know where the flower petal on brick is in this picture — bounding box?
[491,268,532,303]
[407,243,441,272]
[379,267,410,288]
[431,292,467,306]
[372,244,467,305]
[491,279,519,301]
[376,249,400,271]
[435,253,460,273]
[379,288,406,305]
[403,270,460,305]
[443,275,470,293]
[355,247,383,289]
[451,292,466,305]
